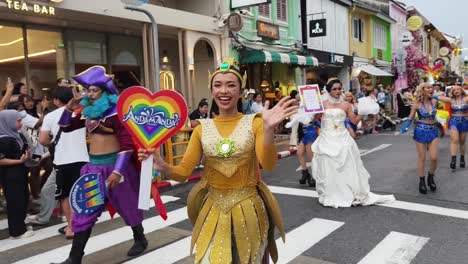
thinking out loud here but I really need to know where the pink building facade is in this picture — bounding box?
[389,0,408,92]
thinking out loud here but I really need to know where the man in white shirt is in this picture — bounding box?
[28,88,89,239]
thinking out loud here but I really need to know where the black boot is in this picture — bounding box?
[307,172,316,187]
[427,173,437,192]
[419,177,427,194]
[450,156,456,170]
[50,229,92,264]
[127,224,148,257]
[299,169,309,185]
[460,155,465,168]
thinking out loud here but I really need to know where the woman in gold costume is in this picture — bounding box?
[139,58,297,263]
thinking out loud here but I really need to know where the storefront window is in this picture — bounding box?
[109,35,143,91]
[66,30,107,75]
[26,28,65,99]
[0,25,26,94]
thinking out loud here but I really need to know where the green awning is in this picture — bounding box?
[239,50,318,66]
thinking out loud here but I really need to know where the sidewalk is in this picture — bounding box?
[157,137,297,189]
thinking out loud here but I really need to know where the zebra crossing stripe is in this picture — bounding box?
[124,236,192,264]
[379,200,468,220]
[126,218,344,264]
[272,218,344,263]
[13,206,189,264]
[269,186,468,221]
[357,231,429,264]
[268,186,318,198]
[0,196,179,253]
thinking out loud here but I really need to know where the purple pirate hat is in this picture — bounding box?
[73,66,118,95]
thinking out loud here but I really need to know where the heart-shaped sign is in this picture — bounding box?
[117,87,188,149]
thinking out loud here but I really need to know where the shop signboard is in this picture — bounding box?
[407,15,423,31]
[231,0,270,9]
[401,30,413,48]
[257,20,280,40]
[227,13,244,32]
[330,53,344,64]
[309,19,327,38]
[5,0,62,15]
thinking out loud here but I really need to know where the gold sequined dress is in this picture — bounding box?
[168,113,285,264]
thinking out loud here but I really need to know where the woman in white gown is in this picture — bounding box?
[312,79,395,208]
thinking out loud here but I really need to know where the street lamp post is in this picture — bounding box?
[121,0,162,210]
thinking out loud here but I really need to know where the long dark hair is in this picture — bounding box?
[18,94,39,118]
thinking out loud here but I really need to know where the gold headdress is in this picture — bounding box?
[208,57,247,90]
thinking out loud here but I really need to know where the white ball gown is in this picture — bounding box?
[311,108,395,208]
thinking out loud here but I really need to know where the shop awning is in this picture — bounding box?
[240,50,319,66]
[357,64,393,76]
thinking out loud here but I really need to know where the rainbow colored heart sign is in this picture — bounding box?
[117,87,188,149]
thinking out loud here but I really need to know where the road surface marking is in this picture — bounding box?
[269,186,468,221]
[124,236,192,264]
[272,218,344,263]
[13,205,188,264]
[357,231,429,264]
[0,196,179,253]
[360,144,392,156]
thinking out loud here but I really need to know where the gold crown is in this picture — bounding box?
[208,57,247,90]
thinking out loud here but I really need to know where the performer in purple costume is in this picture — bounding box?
[52,66,147,264]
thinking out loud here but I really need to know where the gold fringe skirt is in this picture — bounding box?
[187,181,285,264]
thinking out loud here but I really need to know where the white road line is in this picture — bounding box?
[268,186,318,198]
[357,231,429,264]
[269,185,468,221]
[125,236,192,264]
[272,218,344,264]
[13,206,189,264]
[0,196,180,253]
[127,218,344,264]
[360,144,392,156]
[379,200,468,220]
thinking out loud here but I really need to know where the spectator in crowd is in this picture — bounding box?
[18,94,48,202]
[0,110,33,239]
[251,93,264,113]
[243,89,255,114]
[189,99,209,128]
[32,88,89,239]
[377,85,386,109]
[0,80,14,111]
[57,78,70,88]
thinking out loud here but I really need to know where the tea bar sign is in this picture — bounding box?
[5,0,62,15]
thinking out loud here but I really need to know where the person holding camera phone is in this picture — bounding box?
[0,110,33,239]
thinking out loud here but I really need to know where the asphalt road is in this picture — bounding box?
[1,131,467,264]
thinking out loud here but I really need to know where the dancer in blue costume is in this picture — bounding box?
[401,82,442,194]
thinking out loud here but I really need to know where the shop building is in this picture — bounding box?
[0,0,225,110]
[303,0,353,90]
[389,0,408,91]
[229,0,318,97]
[349,1,393,93]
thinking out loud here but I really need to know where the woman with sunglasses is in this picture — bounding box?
[400,82,441,194]
[311,79,395,208]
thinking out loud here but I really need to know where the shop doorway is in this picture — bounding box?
[192,39,215,108]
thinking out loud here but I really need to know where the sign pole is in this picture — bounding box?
[124,5,160,92]
[123,2,162,210]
